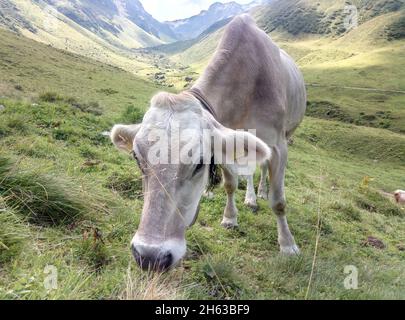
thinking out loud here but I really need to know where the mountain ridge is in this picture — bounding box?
[165,0,269,40]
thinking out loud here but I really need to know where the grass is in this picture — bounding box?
[0,157,109,226]
[0,205,29,264]
[0,12,404,300]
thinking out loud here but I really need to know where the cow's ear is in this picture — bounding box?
[211,126,271,174]
[111,124,141,152]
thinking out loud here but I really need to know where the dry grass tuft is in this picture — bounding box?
[119,266,188,300]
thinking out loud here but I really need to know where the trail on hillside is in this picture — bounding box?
[307,83,405,94]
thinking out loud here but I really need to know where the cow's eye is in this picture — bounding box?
[131,151,143,171]
[131,151,139,163]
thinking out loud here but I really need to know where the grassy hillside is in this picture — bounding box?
[3,0,168,49]
[0,28,162,116]
[255,0,405,36]
[167,7,405,133]
[0,26,404,300]
[0,0,170,78]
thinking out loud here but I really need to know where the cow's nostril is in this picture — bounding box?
[131,245,173,272]
[160,252,173,270]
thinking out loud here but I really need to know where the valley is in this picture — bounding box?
[0,0,404,300]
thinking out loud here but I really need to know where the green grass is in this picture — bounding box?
[0,15,405,300]
[167,9,405,133]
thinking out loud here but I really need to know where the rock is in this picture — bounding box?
[185,76,193,82]
[0,105,5,112]
[363,236,385,249]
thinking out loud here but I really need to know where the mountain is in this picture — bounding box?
[165,0,269,40]
[0,0,177,51]
[254,0,405,36]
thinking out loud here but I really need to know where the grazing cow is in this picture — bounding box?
[395,190,405,204]
[111,14,307,271]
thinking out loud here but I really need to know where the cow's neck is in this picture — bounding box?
[193,81,243,129]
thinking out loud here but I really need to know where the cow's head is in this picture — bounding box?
[111,92,270,271]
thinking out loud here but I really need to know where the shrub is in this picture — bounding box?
[306,101,355,123]
[70,100,102,116]
[105,171,143,200]
[386,14,405,40]
[355,190,403,217]
[75,237,109,272]
[330,202,362,222]
[97,88,119,96]
[39,92,63,103]
[121,105,144,124]
[199,256,244,299]
[0,157,92,226]
[6,115,29,134]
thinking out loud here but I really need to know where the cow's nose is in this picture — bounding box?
[131,245,173,272]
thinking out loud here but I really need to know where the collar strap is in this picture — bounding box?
[187,87,217,120]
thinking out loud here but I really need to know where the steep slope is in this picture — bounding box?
[166,1,405,133]
[0,27,160,112]
[150,17,233,56]
[165,1,267,40]
[0,0,182,80]
[254,0,405,36]
[0,0,177,51]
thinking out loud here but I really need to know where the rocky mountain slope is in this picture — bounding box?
[0,0,177,51]
[165,0,269,40]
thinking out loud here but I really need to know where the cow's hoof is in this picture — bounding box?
[244,200,258,213]
[280,244,300,256]
[221,218,238,229]
[258,192,269,200]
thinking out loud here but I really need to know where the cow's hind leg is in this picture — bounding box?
[244,175,258,212]
[258,160,269,200]
[269,142,300,255]
[221,166,239,228]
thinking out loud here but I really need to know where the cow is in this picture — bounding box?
[111,14,307,271]
[395,190,405,204]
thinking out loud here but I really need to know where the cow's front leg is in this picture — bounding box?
[221,166,239,228]
[269,142,300,255]
[244,175,258,212]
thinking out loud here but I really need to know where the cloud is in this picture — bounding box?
[139,0,253,21]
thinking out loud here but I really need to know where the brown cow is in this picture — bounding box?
[111,14,306,271]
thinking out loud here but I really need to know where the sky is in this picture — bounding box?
[139,0,254,22]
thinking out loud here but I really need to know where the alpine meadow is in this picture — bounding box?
[0,0,404,300]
